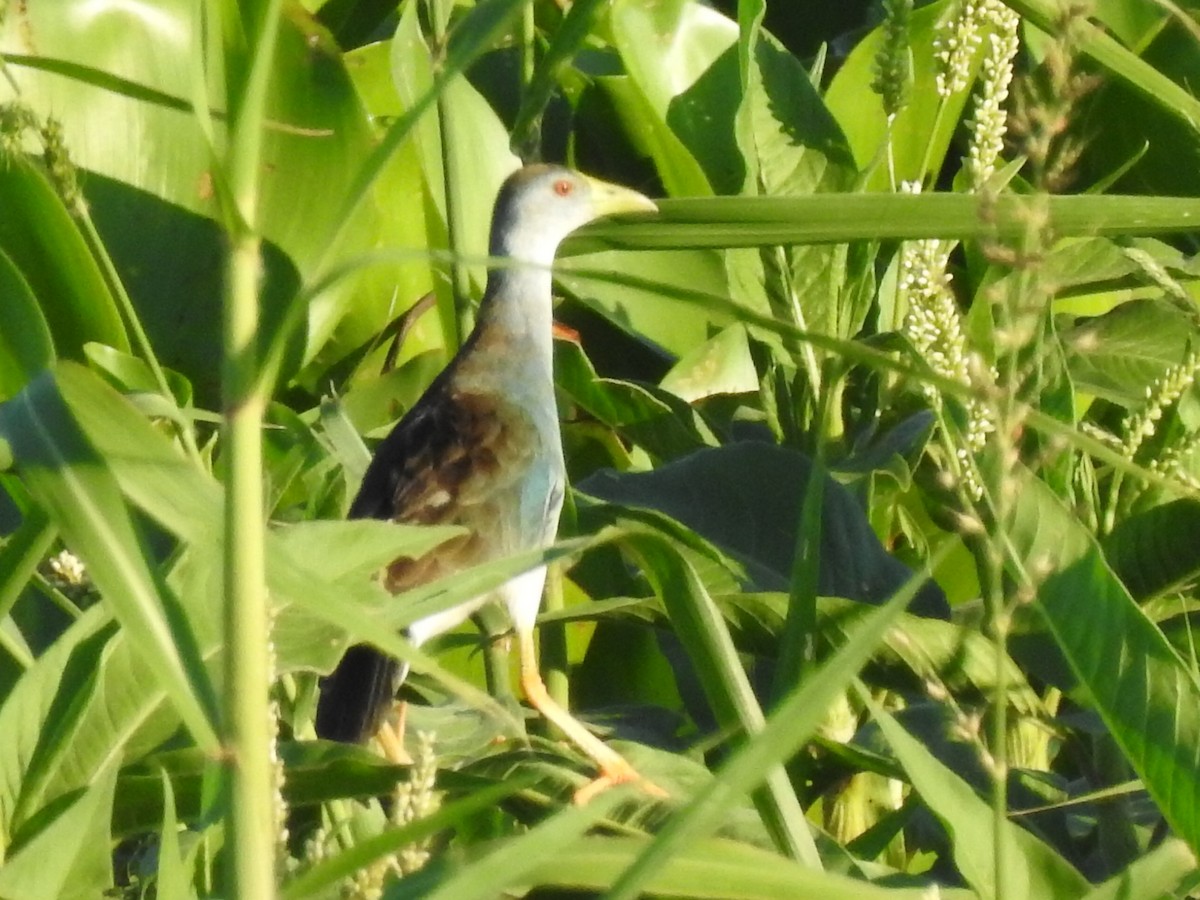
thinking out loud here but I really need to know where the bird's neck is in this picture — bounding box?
[465,265,556,385]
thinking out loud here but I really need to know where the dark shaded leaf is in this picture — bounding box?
[581,442,949,617]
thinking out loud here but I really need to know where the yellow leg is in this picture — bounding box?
[517,629,666,804]
[373,700,413,765]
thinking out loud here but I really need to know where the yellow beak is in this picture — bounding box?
[583,174,658,217]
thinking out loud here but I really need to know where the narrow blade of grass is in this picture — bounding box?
[861,691,1090,899]
[605,556,929,900]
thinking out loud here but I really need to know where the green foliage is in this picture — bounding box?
[3,0,1200,896]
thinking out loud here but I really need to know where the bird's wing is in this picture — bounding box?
[349,384,540,593]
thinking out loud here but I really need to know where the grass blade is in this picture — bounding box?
[605,557,926,900]
[0,367,218,750]
[862,692,1090,899]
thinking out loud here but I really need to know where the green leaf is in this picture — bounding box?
[604,572,920,899]
[595,75,713,196]
[153,768,200,900]
[0,155,126,359]
[409,792,625,900]
[609,0,740,194]
[825,0,970,187]
[1009,471,1200,857]
[660,323,758,402]
[1064,298,1198,406]
[0,246,55,402]
[4,1,384,397]
[1081,838,1198,900]
[390,0,521,302]
[272,519,465,584]
[0,608,111,844]
[1102,498,1200,600]
[577,193,1200,252]
[0,366,219,750]
[555,340,717,462]
[7,621,116,838]
[560,247,748,358]
[865,695,1090,899]
[82,342,192,410]
[0,506,55,668]
[580,442,948,617]
[520,834,975,899]
[0,760,118,900]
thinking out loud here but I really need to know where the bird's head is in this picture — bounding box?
[489,164,656,267]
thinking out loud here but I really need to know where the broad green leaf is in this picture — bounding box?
[609,0,740,194]
[0,367,219,750]
[6,621,115,838]
[0,155,126,359]
[559,247,746,358]
[734,2,855,198]
[320,39,439,377]
[1009,471,1200,856]
[0,608,112,846]
[580,442,949,617]
[660,323,758,401]
[865,695,1090,899]
[1081,838,1198,900]
[391,0,520,305]
[1064,298,1198,406]
[0,759,118,899]
[2,1,381,395]
[595,75,713,197]
[0,247,54,402]
[273,519,464,584]
[1102,498,1200,600]
[555,340,717,463]
[733,0,860,342]
[83,342,192,410]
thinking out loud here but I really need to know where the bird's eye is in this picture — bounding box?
[553,178,574,197]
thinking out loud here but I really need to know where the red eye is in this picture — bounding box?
[553,178,574,197]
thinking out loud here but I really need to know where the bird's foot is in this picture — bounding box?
[373,701,413,765]
[572,756,668,806]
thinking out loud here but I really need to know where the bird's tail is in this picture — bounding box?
[315,644,403,743]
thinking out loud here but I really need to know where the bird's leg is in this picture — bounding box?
[373,700,413,765]
[516,628,666,804]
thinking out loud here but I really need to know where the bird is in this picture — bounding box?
[316,164,661,803]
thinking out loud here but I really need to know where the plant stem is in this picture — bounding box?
[431,0,473,347]
[222,237,275,896]
[541,562,569,712]
[218,2,283,896]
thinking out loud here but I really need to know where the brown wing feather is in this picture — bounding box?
[351,384,536,593]
[318,377,541,743]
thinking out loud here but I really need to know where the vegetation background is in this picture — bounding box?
[2,0,1200,896]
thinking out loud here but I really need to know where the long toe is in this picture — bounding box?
[572,758,668,806]
[374,702,413,765]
